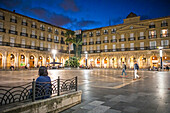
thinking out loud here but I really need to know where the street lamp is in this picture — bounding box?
[158,47,163,70]
[52,49,57,66]
[84,51,88,67]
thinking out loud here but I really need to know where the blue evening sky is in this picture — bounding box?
[0,0,170,30]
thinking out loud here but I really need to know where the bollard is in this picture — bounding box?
[75,76,78,91]
[57,76,60,96]
[32,79,35,102]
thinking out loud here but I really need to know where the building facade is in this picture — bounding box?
[0,8,74,69]
[81,13,170,69]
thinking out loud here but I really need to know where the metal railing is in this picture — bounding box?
[0,76,78,106]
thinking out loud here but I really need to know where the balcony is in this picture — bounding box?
[111,49,117,52]
[110,39,117,43]
[89,42,94,45]
[96,50,101,53]
[128,37,135,41]
[89,50,95,53]
[61,41,65,44]
[55,31,59,35]
[103,40,109,43]
[10,19,17,23]
[31,25,37,28]
[96,33,100,36]
[149,25,155,28]
[83,35,87,37]
[30,34,37,39]
[161,23,168,27]
[0,16,5,20]
[89,34,93,37]
[48,29,52,32]
[121,48,125,51]
[103,32,108,35]
[148,35,157,39]
[160,33,169,38]
[119,38,126,42]
[39,36,45,41]
[82,42,87,45]
[111,30,116,34]
[54,40,59,43]
[0,28,6,32]
[149,46,157,50]
[9,30,17,35]
[138,36,146,40]
[103,49,109,52]
[20,32,28,37]
[22,22,27,26]
[96,41,101,44]
[47,38,52,42]
[40,27,45,31]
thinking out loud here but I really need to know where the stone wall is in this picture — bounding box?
[1,90,82,113]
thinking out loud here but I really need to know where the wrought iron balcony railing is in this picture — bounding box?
[48,29,52,32]
[40,27,45,31]
[149,25,155,28]
[89,42,94,45]
[111,31,116,34]
[103,32,108,35]
[39,36,45,41]
[103,40,109,43]
[96,33,100,36]
[20,32,28,37]
[30,34,37,39]
[47,38,52,42]
[110,39,117,43]
[161,23,168,27]
[138,36,146,40]
[148,35,157,39]
[10,19,17,23]
[83,35,87,37]
[22,22,28,26]
[89,34,93,37]
[9,30,18,35]
[54,40,59,43]
[0,28,6,33]
[82,42,87,45]
[31,25,37,28]
[160,33,169,38]
[96,41,101,44]
[128,37,135,41]
[119,38,126,42]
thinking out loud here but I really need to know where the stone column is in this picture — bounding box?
[3,52,7,69]
[15,52,19,68]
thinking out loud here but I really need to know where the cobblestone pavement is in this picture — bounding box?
[0,69,170,113]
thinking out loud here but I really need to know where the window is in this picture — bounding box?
[32,30,35,35]
[83,47,86,51]
[104,36,107,40]
[12,16,16,19]
[54,36,58,40]
[121,44,125,51]
[40,24,44,27]
[150,22,154,25]
[31,41,35,48]
[97,45,100,50]
[83,39,86,43]
[40,42,43,50]
[130,43,134,50]
[161,40,169,46]
[90,46,93,50]
[32,22,36,25]
[41,32,43,37]
[23,19,26,22]
[90,38,93,42]
[121,34,124,38]
[48,34,51,38]
[96,31,100,34]
[150,41,156,49]
[21,39,25,48]
[0,22,3,28]
[48,43,51,48]
[0,12,3,16]
[140,42,144,50]
[140,32,144,36]
[104,29,108,34]
[55,44,58,49]
[70,43,74,50]
[89,32,93,36]
[104,45,107,49]
[0,35,2,44]
[97,37,100,41]
[130,33,134,37]
[149,30,156,36]
[11,25,15,31]
[113,44,116,51]
[111,28,116,33]
[10,37,15,47]
[22,28,26,33]
[112,35,116,39]
[161,29,168,37]
[162,20,166,24]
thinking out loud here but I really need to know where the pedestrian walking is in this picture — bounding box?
[121,62,127,77]
[133,61,141,80]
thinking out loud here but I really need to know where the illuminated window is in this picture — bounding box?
[140,32,144,36]
[161,29,168,37]
[121,34,124,38]
[130,33,134,37]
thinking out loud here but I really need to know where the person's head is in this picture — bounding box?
[134,61,137,64]
[122,62,124,64]
[38,66,48,76]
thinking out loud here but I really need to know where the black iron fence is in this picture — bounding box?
[0,76,78,106]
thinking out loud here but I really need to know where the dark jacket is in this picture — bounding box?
[134,63,139,70]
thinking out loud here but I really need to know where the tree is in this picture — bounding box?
[73,38,82,58]
[65,57,80,67]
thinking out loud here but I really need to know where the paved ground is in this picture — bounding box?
[0,69,170,113]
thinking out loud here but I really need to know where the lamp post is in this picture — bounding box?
[158,47,163,70]
[52,50,57,67]
[84,51,88,67]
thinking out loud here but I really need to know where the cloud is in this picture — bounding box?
[0,0,23,9]
[60,0,79,12]
[77,20,100,27]
[29,7,72,26]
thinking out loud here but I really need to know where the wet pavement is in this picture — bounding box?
[0,69,170,113]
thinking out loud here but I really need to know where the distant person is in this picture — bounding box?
[35,66,52,99]
[133,61,140,80]
[166,65,169,71]
[121,62,127,77]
